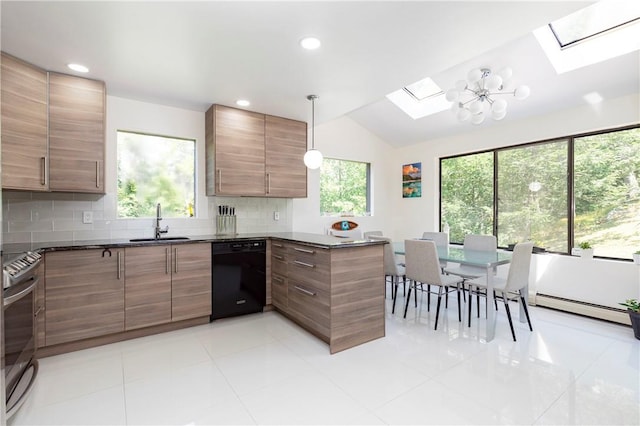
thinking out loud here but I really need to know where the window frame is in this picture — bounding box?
[439,123,640,261]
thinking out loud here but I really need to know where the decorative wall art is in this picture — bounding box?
[402,162,422,198]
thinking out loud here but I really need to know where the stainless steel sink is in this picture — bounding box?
[129,237,190,242]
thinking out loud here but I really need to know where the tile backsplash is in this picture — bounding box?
[2,191,293,244]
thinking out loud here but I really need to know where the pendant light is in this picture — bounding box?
[304,94,323,169]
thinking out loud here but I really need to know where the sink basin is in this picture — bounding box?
[130,237,190,242]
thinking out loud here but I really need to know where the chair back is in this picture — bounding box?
[464,234,497,252]
[504,242,534,292]
[404,239,443,286]
[364,231,383,239]
[421,231,448,247]
[368,235,400,276]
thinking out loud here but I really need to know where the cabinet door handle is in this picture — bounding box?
[272,276,284,284]
[217,169,222,192]
[165,247,170,274]
[117,251,122,280]
[34,306,44,317]
[266,173,271,194]
[294,285,316,297]
[96,161,100,188]
[294,260,315,268]
[40,157,47,186]
[273,254,284,260]
[294,247,315,254]
[174,247,178,273]
[273,243,283,248]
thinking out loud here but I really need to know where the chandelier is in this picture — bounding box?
[445,67,530,125]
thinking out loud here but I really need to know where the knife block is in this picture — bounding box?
[216,215,236,235]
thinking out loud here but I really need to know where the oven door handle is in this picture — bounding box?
[4,276,38,307]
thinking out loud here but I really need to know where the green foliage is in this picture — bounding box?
[117,132,195,218]
[320,158,369,215]
[619,299,640,312]
[578,241,592,249]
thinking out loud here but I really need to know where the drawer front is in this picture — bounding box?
[271,273,288,310]
[287,279,330,337]
[271,241,287,257]
[271,253,287,276]
[287,243,330,288]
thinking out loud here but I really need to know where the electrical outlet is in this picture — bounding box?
[82,211,93,224]
[273,211,280,221]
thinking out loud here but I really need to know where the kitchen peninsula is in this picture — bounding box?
[9,233,385,356]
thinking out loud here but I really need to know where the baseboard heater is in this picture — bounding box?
[534,293,631,326]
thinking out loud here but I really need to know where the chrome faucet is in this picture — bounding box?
[155,203,169,239]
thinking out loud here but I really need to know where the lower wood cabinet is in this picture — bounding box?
[171,243,212,322]
[45,248,125,346]
[124,245,172,330]
[269,240,384,353]
[43,243,212,348]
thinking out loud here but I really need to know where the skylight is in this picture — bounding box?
[534,1,640,74]
[549,1,640,48]
[387,77,450,120]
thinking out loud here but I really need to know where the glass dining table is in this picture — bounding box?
[393,241,520,342]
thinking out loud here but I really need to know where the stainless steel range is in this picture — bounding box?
[3,251,41,418]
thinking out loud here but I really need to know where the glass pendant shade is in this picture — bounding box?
[514,85,531,100]
[303,149,323,169]
[470,112,485,125]
[445,89,459,102]
[469,100,483,115]
[485,75,502,91]
[491,98,507,113]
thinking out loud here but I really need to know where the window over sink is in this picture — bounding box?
[117,130,195,218]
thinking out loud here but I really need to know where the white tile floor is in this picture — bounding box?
[9,291,640,425]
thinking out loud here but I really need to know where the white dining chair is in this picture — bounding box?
[403,239,464,330]
[368,235,405,311]
[363,231,383,239]
[466,242,534,341]
[445,234,497,316]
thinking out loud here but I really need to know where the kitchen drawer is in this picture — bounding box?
[287,279,330,338]
[287,243,330,264]
[288,255,330,289]
[271,273,288,310]
[271,253,287,276]
[271,241,287,256]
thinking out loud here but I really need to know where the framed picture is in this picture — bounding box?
[402,162,422,198]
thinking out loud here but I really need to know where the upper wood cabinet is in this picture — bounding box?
[206,105,266,196]
[48,72,106,193]
[206,104,307,198]
[265,115,308,198]
[1,52,48,191]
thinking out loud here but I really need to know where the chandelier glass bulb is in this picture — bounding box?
[447,67,530,125]
[303,149,323,169]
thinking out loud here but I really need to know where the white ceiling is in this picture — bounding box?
[2,1,638,147]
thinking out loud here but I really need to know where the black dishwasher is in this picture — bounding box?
[211,240,266,321]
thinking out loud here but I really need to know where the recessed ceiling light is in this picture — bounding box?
[300,37,321,50]
[67,63,89,73]
[236,99,250,107]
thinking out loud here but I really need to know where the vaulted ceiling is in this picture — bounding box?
[2,1,637,146]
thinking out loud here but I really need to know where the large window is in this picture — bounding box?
[440,126,640,260]
[320,158,371,216]
[117,131,195,218]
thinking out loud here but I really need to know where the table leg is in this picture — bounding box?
[485,266,496,342]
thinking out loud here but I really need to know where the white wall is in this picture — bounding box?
[292,116,395,237]
[389,93,640,308]
[2,96,293,243]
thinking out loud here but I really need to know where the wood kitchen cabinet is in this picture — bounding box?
[48,72,106,193]
[265,115,307,198]
[206,104,266,196]
[35,262,46,349]
[171,243,212,322]
[205,104,307,197]
[1,52,48,191]
[269,240,384,353]
[124,245,172,330]
[44,248,125,346]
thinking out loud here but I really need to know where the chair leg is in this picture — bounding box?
[520,291,533,331]
[434,287,444,330]
[476,291,480,318]
[467,287,473,327]
[427,284,431,311]
[456,286,462,322]
[403,282,413,318]
[445,290,449,308]
[391,277,399,314]
[503,299,516,341]
[494,290,498,310]
[414,283,418,308]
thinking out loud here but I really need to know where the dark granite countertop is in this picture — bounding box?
[2,232,384,256]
